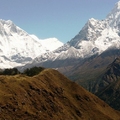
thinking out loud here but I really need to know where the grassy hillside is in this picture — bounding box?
[0,68,120,119]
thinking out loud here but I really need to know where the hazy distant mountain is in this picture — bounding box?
[30,35,63,51]
[0,20,63,68]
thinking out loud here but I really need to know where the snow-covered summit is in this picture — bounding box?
[0,19,47,58]
[0,19,63,68]
[33,1,120,63]
[1,1,120,69]
[106,1,120,29]
[54,1,120,58]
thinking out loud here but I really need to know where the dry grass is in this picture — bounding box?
[0,69,119,120]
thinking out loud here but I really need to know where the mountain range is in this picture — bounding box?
[34,1,120,61]
[18,1,120,72]
[0,20,63,69]
[0,1,120,70]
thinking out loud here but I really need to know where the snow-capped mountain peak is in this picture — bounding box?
[0,19,63,68]
[1,1,120,69]
[106,1,120,29]
[62,1,120,57]
[34,1,120,63]
[40,38,63,51]
[115,1,120,9]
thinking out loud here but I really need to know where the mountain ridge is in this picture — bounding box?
[95,57,120,110]
[0,68,120,119]
[1,1,120,70]
[29,1,120,67]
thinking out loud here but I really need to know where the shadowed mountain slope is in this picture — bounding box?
[96,57,120,110]
[66,49,120,93]
[0,69,120,120]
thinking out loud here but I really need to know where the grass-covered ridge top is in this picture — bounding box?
[0,68,120,119]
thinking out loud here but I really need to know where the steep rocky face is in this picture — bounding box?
[64,49,120,92]
[96,57,120,111]
[64,54,120,111]
[106,1,120,29]
[97,79,120,111]
[0,68,120,120]
[102,57,120,83]
[68,1,120,53]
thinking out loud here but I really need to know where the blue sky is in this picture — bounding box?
[0,0,119,43]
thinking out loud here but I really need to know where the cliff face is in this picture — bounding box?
[96,57,120,111]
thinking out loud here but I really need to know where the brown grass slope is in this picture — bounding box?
[0,69,120,120]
